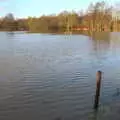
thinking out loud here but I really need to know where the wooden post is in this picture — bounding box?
[94,71,102,109]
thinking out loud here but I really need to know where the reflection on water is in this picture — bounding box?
[0,32,120,120]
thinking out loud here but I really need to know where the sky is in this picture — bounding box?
[0,0,119,18]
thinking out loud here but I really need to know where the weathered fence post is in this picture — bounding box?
[94,71,102,109]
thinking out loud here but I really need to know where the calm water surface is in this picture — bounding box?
[0,32,120,120]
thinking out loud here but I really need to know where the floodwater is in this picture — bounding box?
[0,32,120,120]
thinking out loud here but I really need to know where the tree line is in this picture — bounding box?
[0,1,120,33]
[0,13,28,31]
